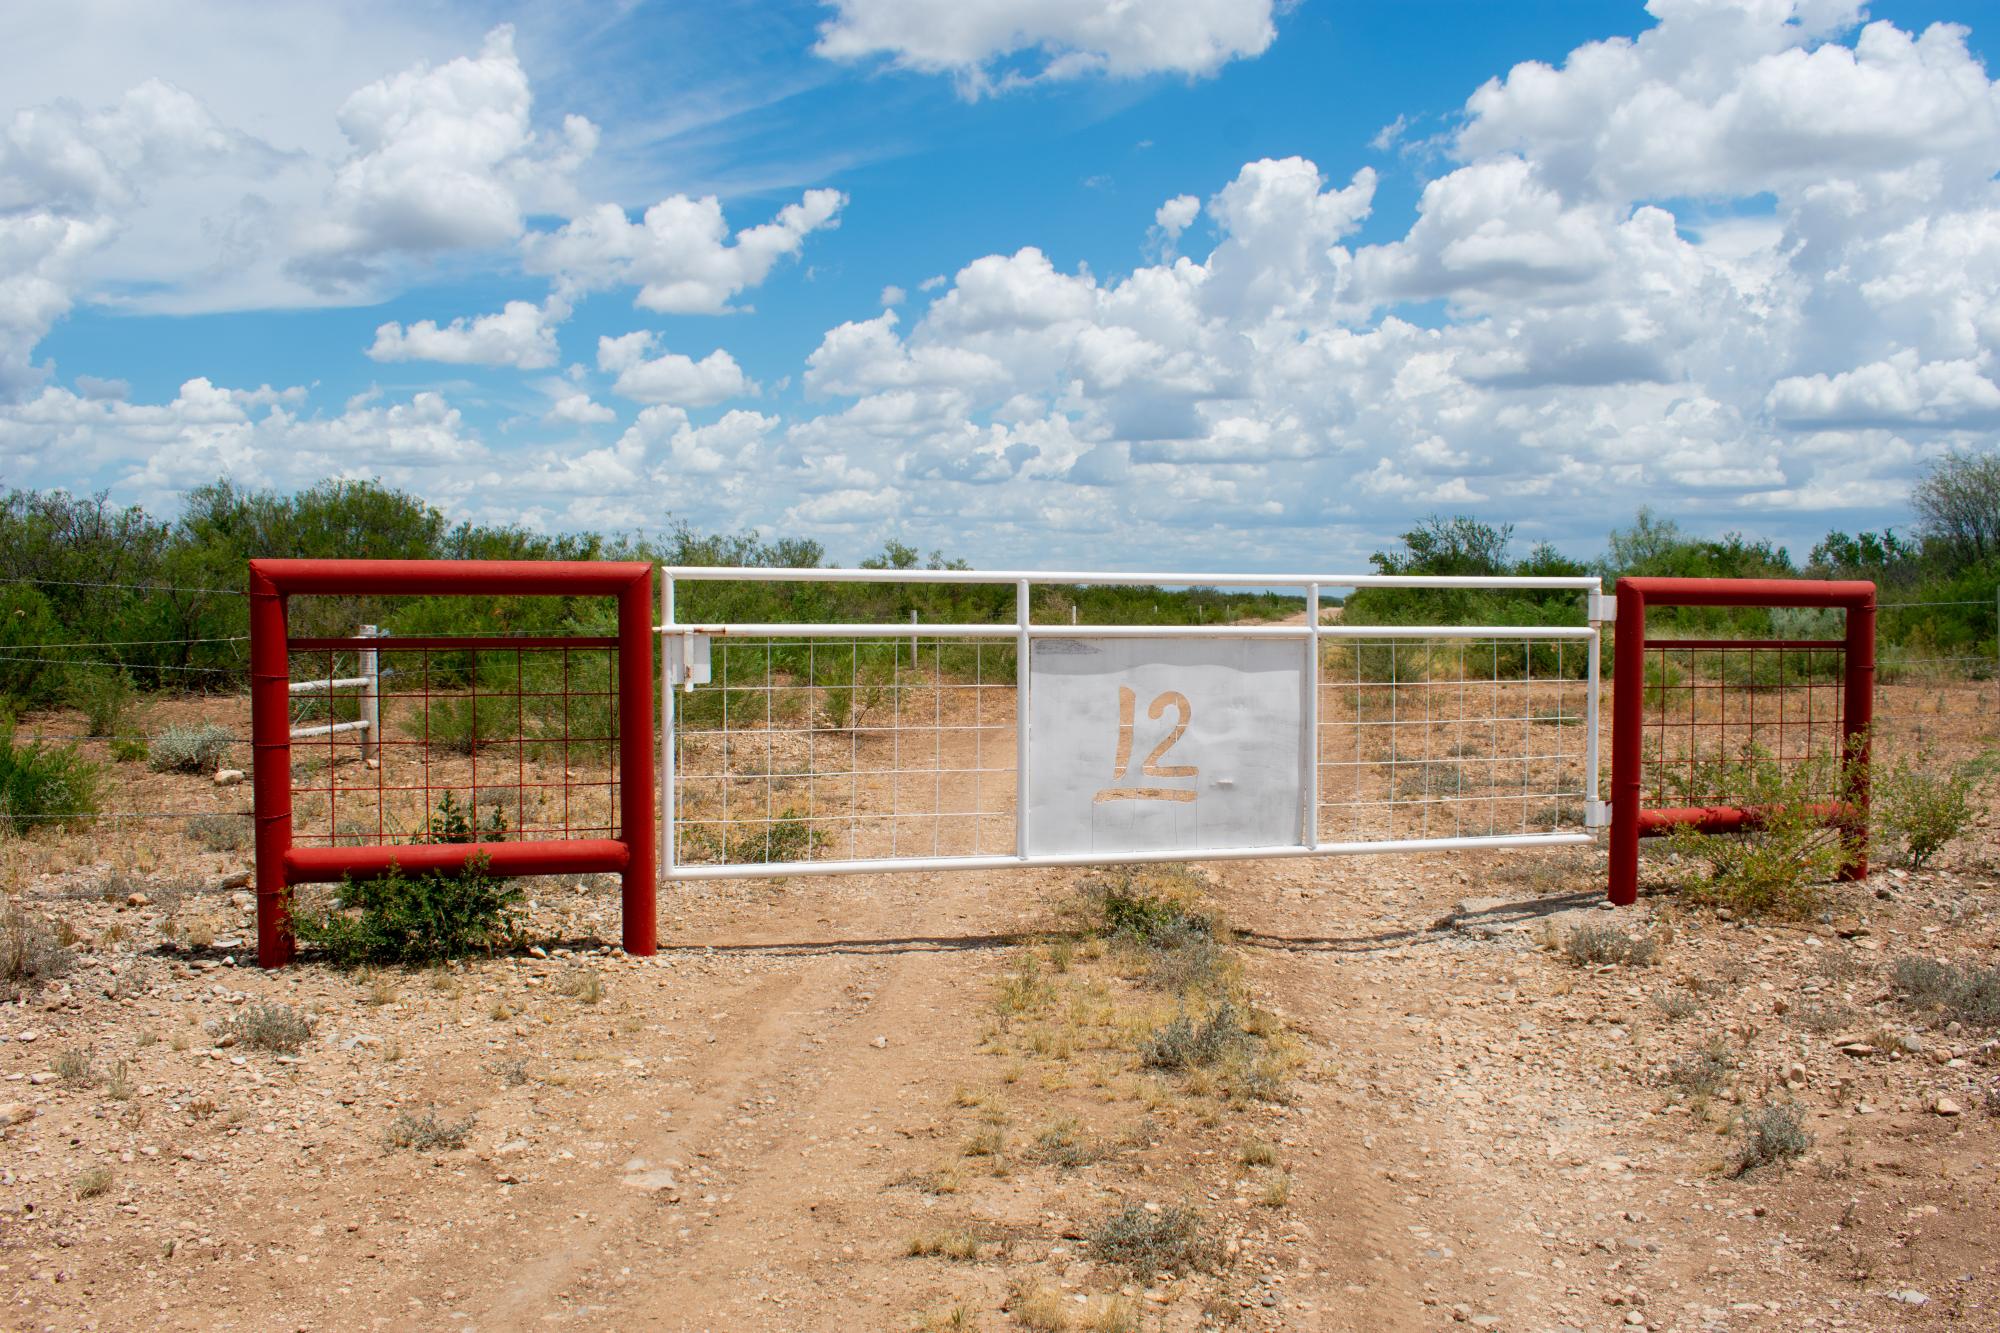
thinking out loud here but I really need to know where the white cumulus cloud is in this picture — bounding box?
[368,299,561,369]
[597,331,755,406]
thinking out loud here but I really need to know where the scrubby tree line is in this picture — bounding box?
[1346,451,2000,668]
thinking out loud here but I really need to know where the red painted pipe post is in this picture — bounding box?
[1838,585,1876,882]
[618,565,658,955]
[248,562,295,967]
[1608,580,1644,906]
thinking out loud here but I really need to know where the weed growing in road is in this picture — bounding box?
[1651,989,1698,1021]
[1892,955,2000,1029]
[904,1227,984,1261]
[213,1001,314,1053]
[1259,1171,1292,1207]
[73,1165,113,1199]
[1733,1101,1811,1176]
[1087,1203,1218,1275]
[103,1059,132,1100]
[1140,1001,1245,1070]
[1668,1039,1735,1098]
[1564,923,1659,967]
[1032,1116,1104,1170]
[557,966,604,1004]
[1238,1137,1278,1166]
[386,1108,472,1152]
[54,1047,96,1086]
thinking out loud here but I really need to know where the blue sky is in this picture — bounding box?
[5,1,2000,568]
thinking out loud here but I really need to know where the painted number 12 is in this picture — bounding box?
[1094,685,1197,804]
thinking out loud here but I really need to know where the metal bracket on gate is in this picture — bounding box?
[664,630,711,690]
[1587,586,1613,625]
[1585,799,1612,830]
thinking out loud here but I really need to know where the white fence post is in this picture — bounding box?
[359,624,380,766]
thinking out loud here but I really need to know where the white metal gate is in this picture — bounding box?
[660,568,1603,880]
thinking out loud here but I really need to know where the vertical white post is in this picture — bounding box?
[910,608,918,668]
[1070,605,1077,626]
[1584,584,1604,827]
[359,624,380,765]
[1015,579,1031,861]
[661,576,676,882]
[1303,585,1319,849]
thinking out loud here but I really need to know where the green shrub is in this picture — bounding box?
[109,736,148,764]
[212,1002,315,1053]
[1087,1204,1219,1275]
[1667,1039,1735,1097]
[1660,747,1853,919]
[1873,752,1978,870]
[147,722,232,774]
[0,721,100,835]
[64,668,134,737]
[1,896,74,995]
[1563,923,1659,967]
[290,854,523,966]
[420,791,508,844]
[385,1108,473,1151]
[1892,955,2000,1029]
[1140,1001,1246,1070]
[1733,1102,1811,1176]
[0,583,68,710]
[187,812,249,853]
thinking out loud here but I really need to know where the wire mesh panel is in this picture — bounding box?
[1637,640,1849,809]
[1315,635,1591,843]
[662,567,1604,879]
[670,636,1017,869]
[287,635,623,850]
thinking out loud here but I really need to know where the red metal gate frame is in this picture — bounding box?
[1608,576,1874,905]
[249,559,656,967]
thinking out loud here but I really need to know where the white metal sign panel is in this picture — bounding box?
[1027,636,1305,857]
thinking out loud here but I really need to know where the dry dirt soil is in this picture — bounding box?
[3,694,1999,1333]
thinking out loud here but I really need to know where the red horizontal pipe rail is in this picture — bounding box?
[1608,577,1874,907]
[286,840,629,884]
[250,558,656,967]
[1635,802,1851,836]
[250,558,651,597]
[291,635,619,651]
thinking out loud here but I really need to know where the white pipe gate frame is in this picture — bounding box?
[659,568,1607,882]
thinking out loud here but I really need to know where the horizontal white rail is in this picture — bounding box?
[662,565,1601,591]
[667,831,1594,881]
[289,674,370,694]
[289,720,372,739]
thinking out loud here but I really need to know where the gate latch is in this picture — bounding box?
[665,630,712,690]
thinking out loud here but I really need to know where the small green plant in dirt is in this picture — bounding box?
[146,722,233,774]
[187,812,249,853]
[1238,1137,1279,1167]
[1563,923,1659,967]
[1667,1038,1736,1098]
[73,1165,113,1200]
[1873,752,1978,870]
[1660,747,1854,919]
[1,897,74,995]
[904,1226,984,1261]
[1087,1203,1219,1276]
[1069,865,1231,993]
[1651,989,1699,1022]
[212,1001,315,1053]
[109,736,148,763]
[1140,1001,1246,1071]
[420,791,508,844]
[1892,955,2000,1029]
[557,966,604,1004]
[385,1108,473,1151]
[0,721,100,835]
[64,668,134,738]
[291,854,523,966]
[54,1047,96,1086]
[1733,1101,1812,1176]
[682,810,821,865]
[1032,1116,1104,1170]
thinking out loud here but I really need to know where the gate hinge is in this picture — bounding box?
[1587,587,1613,625]
[1585,799,1612,830]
